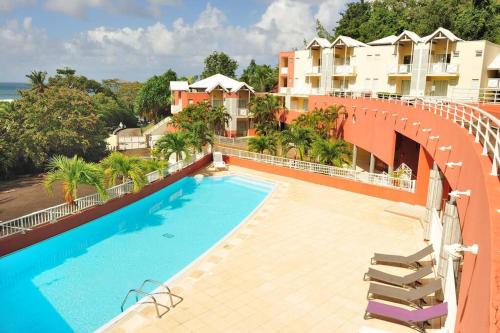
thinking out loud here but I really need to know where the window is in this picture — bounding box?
[403,55,412,64]
[188,99,193,105]
[475,50,483,57]
[453,51,460,57]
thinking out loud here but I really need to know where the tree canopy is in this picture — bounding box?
[240,60,278,92]
[134,69,177,122]
[316,0,499,44]
[201,51,238,78]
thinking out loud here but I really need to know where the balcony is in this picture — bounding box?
[305,65,321,76]
[237,99,249,117]
[428,63,459,76]
[388,64,413,76]
[171,104,182,114]
[280,67,288,75]
[211,99,224,107]
[333,65,356,76]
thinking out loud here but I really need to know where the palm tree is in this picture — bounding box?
[209,105,231,135]
[154,132,190,162]
[141,158,168,176]
[25,70,48,93]
[185,121,213,153]
[248,95,283,135]
[280,125,317,160]
[100,152,147,192]
[248,135,277,155]
[44,155,107,204]
[311,139,351,167]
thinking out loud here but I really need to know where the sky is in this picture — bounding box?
[0,0,349,82]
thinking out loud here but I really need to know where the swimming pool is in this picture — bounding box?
[0,175,273,333]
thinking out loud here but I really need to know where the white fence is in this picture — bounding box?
[218,147,416,192]
[0,151,210,239]
[214,135,249,148]
[118,136,147,150]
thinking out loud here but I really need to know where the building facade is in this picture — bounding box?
[278,28,500,112]
[170,74,255,137]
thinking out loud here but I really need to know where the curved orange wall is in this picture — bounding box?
[307,96,499,333]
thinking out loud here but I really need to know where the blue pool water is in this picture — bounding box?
[0,175,273,333]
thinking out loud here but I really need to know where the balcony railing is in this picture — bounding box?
[0,151,211,239]
[388,64,413,74]
[429,63,459,74]
[217,147,416,193]
[334,65,355,75]
[171,104,182,114]
[211,99,224,107]
[280,67,288,75]
[307,65,321,74]
[238,99,249,109]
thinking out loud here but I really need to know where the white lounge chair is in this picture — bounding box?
[213,152,228,170]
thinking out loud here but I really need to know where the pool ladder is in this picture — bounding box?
[121,279,183,318]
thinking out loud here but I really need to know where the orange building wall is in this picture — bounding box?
[278,51,295,89]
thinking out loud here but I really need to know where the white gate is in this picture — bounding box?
[118,136,147,150]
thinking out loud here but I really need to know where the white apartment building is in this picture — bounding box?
[278,27,500,110]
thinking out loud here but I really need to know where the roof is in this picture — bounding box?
[188,74,254,93]
[170,81,189,91]
[368,35,398,46]
[331,35,368,48]
[422,27,463,43]
[394,30,422,44]
[306,37,331,49]
[487,55,500,70]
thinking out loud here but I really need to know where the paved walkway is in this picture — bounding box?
[104,166,433,333]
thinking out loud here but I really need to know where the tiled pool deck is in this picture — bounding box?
[105,166,433,333]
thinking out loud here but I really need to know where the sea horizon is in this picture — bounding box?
[0,82,30,100]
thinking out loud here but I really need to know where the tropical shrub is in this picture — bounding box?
[311,139,351,167]
[100,152,147,192]
[153,132,191,162]
[44,155,107,204]
[248,135,277,155]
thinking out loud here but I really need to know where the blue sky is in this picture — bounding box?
[0,0,348,82]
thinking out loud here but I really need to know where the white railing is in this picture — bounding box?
[0,151,210,239]
[171,104,182,114]
[214,135,249,148]
[334,65,355,75]
[450,87,500,104]
[280,67,288,75]
[307,65,321,74]
[429,63,459,74]
[218,147,416,193]
[340,94,500,177]
[144,117,171,136]
[388,64,412,74]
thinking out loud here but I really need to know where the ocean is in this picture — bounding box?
[0,82,30,100]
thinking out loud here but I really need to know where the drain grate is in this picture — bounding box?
[162,233,175,239]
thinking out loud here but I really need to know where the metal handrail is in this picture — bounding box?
[138,279,183,309]
[120,289,170,318]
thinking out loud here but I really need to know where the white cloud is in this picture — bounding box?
[1,0,348,81]
[314,0,347,30]
[0,0,36,11]
[43,0,181,18]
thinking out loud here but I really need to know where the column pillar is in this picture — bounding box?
[352,145,357,170]
[437,198,462,281]
[388,165,394,173]
[424,162,444,240]
[369,153,375,173]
